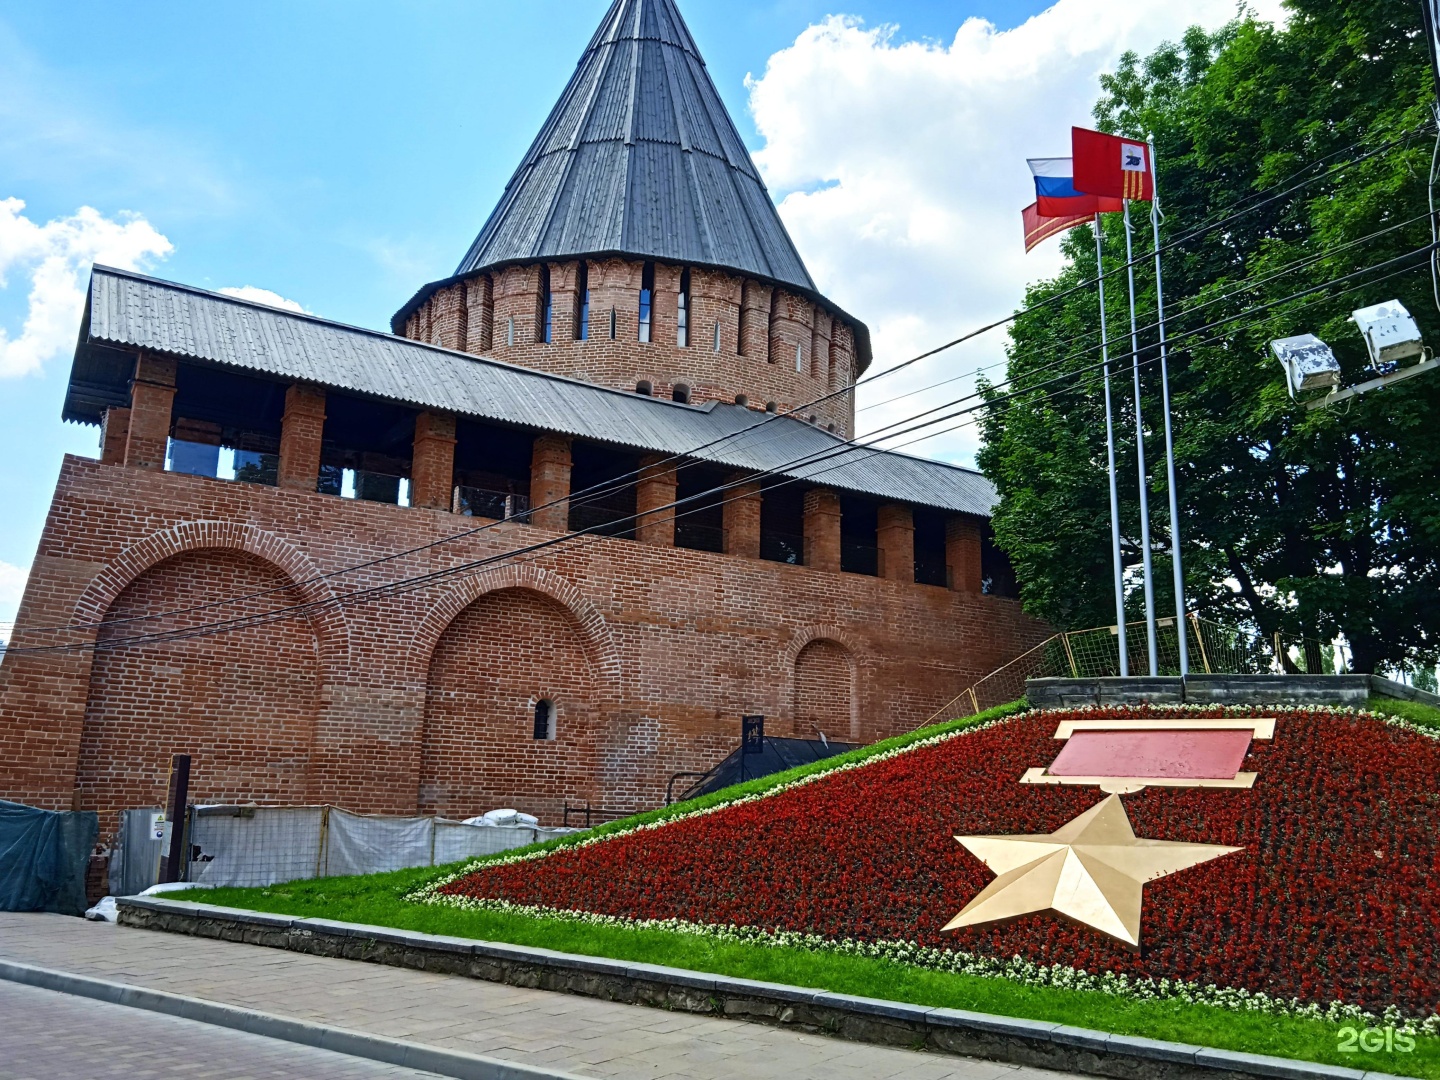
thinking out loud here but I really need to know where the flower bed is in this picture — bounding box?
[423,706,1440,1025]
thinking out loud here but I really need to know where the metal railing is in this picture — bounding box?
[561,801,634,829]
[453,486,530,521]
[915,614,1348,730]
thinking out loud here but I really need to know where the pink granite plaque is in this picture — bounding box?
[1047,728,1253,780]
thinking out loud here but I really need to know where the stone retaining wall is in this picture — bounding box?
[116,897,1367,1080]
[1025,675,1378,710]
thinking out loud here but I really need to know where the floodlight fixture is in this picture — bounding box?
[1350,300,1425,369]
[1270,334,1341,399]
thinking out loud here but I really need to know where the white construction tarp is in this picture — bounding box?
[323,808,435,877]
[189,807,326,888]
[158,805,582,890]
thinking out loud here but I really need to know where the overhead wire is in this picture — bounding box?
[19,122,1431,640]
[16,235,1434,656]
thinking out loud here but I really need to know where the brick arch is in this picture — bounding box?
[415,570,617,821]
[71,520,350,674]
[408,563,620,704]
[783,625,862,742]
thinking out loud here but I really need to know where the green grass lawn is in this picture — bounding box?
[194,698,1437,1079]
[1367,692,1440,733]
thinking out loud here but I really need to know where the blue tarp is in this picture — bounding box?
[0,799,98,916]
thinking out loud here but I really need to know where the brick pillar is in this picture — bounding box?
[739,281,772,359]
[723,474,762,559]
[464,274,493,353]
[529,434,572,531]
[635,455,676,546]
[124,353,176,470]
[99,407,130,465]
[803,488,841,572]
[277,383,327,492]
[877,503,914,583]
[411,411,457,510]
[946,516,984,593]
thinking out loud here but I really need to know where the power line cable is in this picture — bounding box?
[21,237,1433,655]
[24,127,1429,637]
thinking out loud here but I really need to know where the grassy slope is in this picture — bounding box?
[1367,693,1440,733]
[197,699,1437,1078]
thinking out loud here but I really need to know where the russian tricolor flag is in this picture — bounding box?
[1028,158,1124,218]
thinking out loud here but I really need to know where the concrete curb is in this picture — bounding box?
[111,897,1413,1080]
[0,957,594,1080]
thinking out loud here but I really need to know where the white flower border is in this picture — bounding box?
[410,701,1440,1032]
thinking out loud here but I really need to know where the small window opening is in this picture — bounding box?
[533,699,555,740]
[677,268,690,347]
[608,306,617,340]
[636,380,653,396]
[672,383,691,404]
[713,321,721,353]
[540,265,553,344]
[638,262,654,343]
[795,341,804,372]
[506,316,515,347]
[734,393,748,407]
[765,400,777,413]
[575,262,590,341]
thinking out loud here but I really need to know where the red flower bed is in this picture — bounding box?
[439,708,1440,1016]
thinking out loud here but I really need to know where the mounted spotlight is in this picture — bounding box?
[1273,299,1440,412]
[1350,300,1425,369]
[1270,334,1341,399]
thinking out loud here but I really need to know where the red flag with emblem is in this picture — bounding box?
[1072,126,1154,201]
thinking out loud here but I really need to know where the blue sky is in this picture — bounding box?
[0,0,1258,620]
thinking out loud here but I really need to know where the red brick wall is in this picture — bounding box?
[420,587,598,821]
[792,639,854,740]
[0,457,1048,837]
[77,549,321,838]
[406,259,858,437]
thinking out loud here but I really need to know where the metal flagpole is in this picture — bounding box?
[1094,219,1128,677]
[1122,199,1159,676]
[1148,137,1188,676]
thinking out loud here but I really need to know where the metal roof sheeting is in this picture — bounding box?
[453,0,813,292]
[69,267,996,517]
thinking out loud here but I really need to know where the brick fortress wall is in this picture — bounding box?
[404,259,859,438]
[0,457,1047,839]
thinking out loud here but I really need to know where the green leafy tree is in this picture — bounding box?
[978,1,1440,673]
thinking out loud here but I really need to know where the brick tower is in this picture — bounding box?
[394,0,867,437]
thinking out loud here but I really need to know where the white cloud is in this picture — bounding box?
[747,0,1286,466]
[0,559,27,623]
[0,197,173,377]
[217,285,310,314]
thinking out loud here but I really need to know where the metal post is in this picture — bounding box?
[1148,137,1188,676]
[1094,221,1129,677]
[159,753,191,884]
[1122,200,1159,675]
[1190,613,1212,674]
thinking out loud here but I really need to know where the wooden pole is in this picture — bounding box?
[159,754,191,884]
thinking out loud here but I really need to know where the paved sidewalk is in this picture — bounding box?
[0,912,1078,1080]
[0,980,449,1080]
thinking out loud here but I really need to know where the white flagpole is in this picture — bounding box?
[1094,219,1128,677]
[1148,137,1188,676]
[1122,199,1159,676]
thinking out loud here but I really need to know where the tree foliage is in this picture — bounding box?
[978,0,1440,673]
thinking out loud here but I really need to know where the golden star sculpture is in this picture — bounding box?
[942,793,1240,948]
